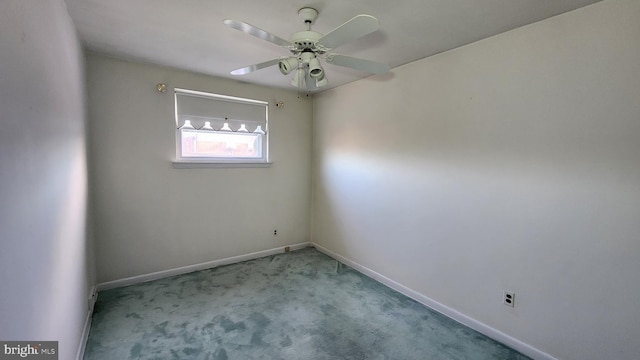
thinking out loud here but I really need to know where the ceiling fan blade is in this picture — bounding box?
[230,58,281,75]
[326,54,390,74]
[223,19,291,47]
[317,15,379,50]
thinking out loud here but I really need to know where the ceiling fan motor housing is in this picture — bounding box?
[290,31,326,54]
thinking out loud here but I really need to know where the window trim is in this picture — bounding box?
[173,88,270,166]
[171,161,272,169]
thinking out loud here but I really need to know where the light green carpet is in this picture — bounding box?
[85,248,530,359]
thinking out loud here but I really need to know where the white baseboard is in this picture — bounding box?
[89,241,553,359]
[96,243,311,292]
[76,285,97,360]
[311,242,557,360]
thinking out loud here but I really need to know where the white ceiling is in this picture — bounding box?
[64,0,602,92]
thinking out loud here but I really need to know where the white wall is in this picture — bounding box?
[312,1,640,359]
[87,54,313,283]
[0,1,93,359]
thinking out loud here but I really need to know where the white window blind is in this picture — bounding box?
[174,88,269,163]
[175,89,267,133]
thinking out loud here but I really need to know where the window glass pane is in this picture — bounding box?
[181,130,263,159]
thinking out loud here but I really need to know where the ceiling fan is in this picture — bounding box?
[223,7,390,91]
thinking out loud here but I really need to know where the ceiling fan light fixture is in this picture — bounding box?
[291,67,306,88]
[315,73,328,87]
[278,57,299,75]
[308,57,324,79]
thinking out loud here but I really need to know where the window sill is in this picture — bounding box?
[172,161,272,169]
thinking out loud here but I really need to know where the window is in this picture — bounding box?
[174,88,269,165]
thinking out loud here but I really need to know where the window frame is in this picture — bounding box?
[173,88,270,167]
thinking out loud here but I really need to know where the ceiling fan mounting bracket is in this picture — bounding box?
[298,7,318,25]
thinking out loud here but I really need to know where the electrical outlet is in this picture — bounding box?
[284,246,291,252]
[273,229,277,236]
[503,290,515,307]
